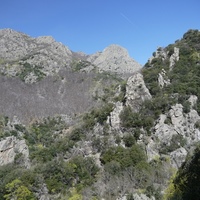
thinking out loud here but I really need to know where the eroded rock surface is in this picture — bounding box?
[125,72,152,111]
[0,136,30,168]
[88,44,141,76]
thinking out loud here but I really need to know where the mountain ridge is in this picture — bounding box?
[0,28,141,81]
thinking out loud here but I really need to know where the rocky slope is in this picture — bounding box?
[0,29,200,200]
[0,29,72,79]
[0,29,141,123]
[0,29,141,81]
[87,44,141,76]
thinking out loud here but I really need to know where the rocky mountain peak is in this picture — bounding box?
[88,44,142,76]
[36,35,56,44]
[0,28,28,38]
[103,44,129,54]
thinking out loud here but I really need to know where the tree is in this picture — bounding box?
[4,179,35,200]
[68,188,83,200]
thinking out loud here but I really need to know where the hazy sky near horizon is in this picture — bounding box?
[1,0,200,65]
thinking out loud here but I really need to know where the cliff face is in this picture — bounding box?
[0,29,200,200]
[0,136,30,167]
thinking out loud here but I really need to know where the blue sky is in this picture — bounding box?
[1,0,200,65]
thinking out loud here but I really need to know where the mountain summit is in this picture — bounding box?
[88,44,141,75]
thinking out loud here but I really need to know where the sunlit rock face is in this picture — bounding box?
[88,44,142,77]
[125,72,152,111]
[0,136,30,168]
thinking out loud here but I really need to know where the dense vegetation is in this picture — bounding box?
[142,29,200,199]
[143,29,200,115]
[164,145,200,200]
[0,116,100,199]
[18,62,46,82]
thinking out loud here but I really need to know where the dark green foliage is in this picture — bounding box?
[151,57,163,66]
[40,156,99,194]
[119,106,142,128]
[96,103,114,124]
[182,29,200,48]
[0,164,15,199]
[0,116,22,139]
[126,193,134,200]
[104,160,121,175]
[159,134,186,154]
[146,185,162,200]
[182,100,191,113]
[83,103,114,129]
[25,116,65,146]
[169,145,200,200]
[0,156,99,198]
[69,127,85,142]
[25,117,71,163]
[1,130,18,138]
[14,124,26,132]
[194,120,200,129]
[119,105,154,133]
[29,136,74,163]
[71,60,93,71]
[0,165,39,200]
[18,62,45,82]
[123,133,136,147]
[142,66,162,96]
[142,29,200,125]
[115,134,121,145]
[164,115,172,125]
[14,153,24,165]
[167,45,174,56]
[101,144,146,169]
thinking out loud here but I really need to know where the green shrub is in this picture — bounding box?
[101,144,146,169]
[159,134,186,154]
[71,60,92,71]
[69,128,85,142]
[120,106,142,128]
[120,105,154,133]
[83,103,114,129]
[123,134,136,147]
[18,62,45,81]
[182,101,191,113]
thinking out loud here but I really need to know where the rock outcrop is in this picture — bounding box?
[125,72,152,111]
[158,69,170,88]
[0,29,72,79]
[0,136,30,168]
[147,99,200,168]
[169,47,179,69]
[148,47,168,63]
[108,101,124,129]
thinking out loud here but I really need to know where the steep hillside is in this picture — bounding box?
[0,29,141,123]
[0,29,200,200]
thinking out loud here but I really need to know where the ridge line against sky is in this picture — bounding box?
[0,0,200,65]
